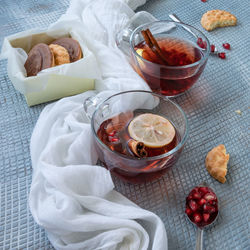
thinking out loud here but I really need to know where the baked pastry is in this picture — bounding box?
[201,10,237,31]
[51,37,82,62]
[49,44,70,65]
[205,144,230,183]
[24,43,55,77]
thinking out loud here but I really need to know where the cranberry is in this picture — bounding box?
[185,207,192,216]
[193,213,202,223]
[223,43,230,50]
[198,198,207,206]
[218,52,226,59]
[203,213,210,222]
[210,44,215,53]
[189,200,198,211]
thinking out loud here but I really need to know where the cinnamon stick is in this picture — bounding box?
[128,139,148,158]
[141,29,170,65]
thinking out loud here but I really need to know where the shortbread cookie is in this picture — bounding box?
[49,44,70,66]
[205,144,230,183]
[24,43,55,77]
[201,10,237,31]
[51,38,82,62]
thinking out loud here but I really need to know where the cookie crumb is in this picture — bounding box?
[235,110,242,115]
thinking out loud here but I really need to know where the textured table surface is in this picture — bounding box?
[0,0,249,249]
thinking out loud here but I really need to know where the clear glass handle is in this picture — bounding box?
[195,228,204,250]
[83,95,103,120]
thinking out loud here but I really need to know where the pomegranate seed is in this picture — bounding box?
[201,0,207,2]
[210,44,215,53]
[198,198,207,206]
[185,207,192,216]
[111,138,119,142]
[197,37,203,45]
[192,192,201,200]
[108,131,117,137]
[203,41,207,49]
[223,43,230,50]
[187,194,193,200]
[193,213,202,223]
[203,213,210,222]
[209,200,217,205]
[203,204,216,214]
[189,200,198,212]
[199,187,209,195]
[218,52,226,59]
[204,193,216,201]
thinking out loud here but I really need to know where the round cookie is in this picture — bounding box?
[201,10,237,31]
[24,43,54,77]
[49,44,70,65]
[51,37,82,62]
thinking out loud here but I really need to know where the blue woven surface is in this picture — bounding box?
[0,0,249,249]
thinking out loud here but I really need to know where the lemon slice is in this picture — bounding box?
[128,113,176,148]
[136,49,144,57]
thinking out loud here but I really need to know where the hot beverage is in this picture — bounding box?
[97,111,178,158]
[96,111,181,182]
[132,28,207,96]
[89,91,188,184]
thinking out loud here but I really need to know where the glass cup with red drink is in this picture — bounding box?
[84,90,188,183]
[129,21,210,96]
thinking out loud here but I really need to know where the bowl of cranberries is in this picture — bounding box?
[185,185,218,228]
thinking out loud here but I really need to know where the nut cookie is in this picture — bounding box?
[205,144,230,183]
[49,44,70,65]
[201,10,237,31]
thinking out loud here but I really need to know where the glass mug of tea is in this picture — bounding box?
[84,90,188,183]
[118,21,210,96]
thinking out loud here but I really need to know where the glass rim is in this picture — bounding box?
[91,90,189,161]
[129,20,210,69]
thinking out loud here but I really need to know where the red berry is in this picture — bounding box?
[108,131,117,137]
[189,200,198,211]
[203,41,207,49]
[210,44,215,53]
[218,52,226,59]
[192,192,201,200]
[204,193,217,201]
[193,213,202,223]
[199,187,209,195]
[203,213,210,222]
[203,204,216,214]
[223,43,231,50]
[185,207,192,216]
[197,37,203,45]
[198,198,207,206]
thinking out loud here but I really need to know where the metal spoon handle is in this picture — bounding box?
[195,228,204,250]
[169,14,199,39]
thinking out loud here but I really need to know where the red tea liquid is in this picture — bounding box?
[96,112,181,183]
[134,37,205,96]
[97,112,178,158]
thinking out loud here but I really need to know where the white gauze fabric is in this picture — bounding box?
[29,0,168,249]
